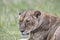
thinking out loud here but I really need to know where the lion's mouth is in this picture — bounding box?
[20,28,31,35]
[22,32,29,35]
[21,31,29,35]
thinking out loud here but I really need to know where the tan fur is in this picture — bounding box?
[19,10,60,40]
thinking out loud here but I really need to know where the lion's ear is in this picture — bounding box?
[34,11,41,18]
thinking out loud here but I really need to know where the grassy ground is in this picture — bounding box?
[0,0,60,40]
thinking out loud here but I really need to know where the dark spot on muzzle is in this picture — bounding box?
[20,29,25,33]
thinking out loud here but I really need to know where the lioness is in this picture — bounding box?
[19,10,60,40]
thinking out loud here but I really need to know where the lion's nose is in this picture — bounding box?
[21,30,24,32]
[20,29,24,33]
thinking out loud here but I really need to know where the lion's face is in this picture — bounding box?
[19,10,41,35]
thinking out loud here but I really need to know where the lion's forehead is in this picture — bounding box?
[19,10,35,21]
[24,17,29,21]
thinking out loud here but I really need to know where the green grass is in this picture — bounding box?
[0,0,60,40]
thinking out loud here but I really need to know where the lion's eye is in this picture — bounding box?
[25,20,30,26]
[26,20,29,23]
[20,20,22,22]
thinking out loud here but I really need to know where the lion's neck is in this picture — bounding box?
[30,14,60,40]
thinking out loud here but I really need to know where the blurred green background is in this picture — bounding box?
[0,0,60,40]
